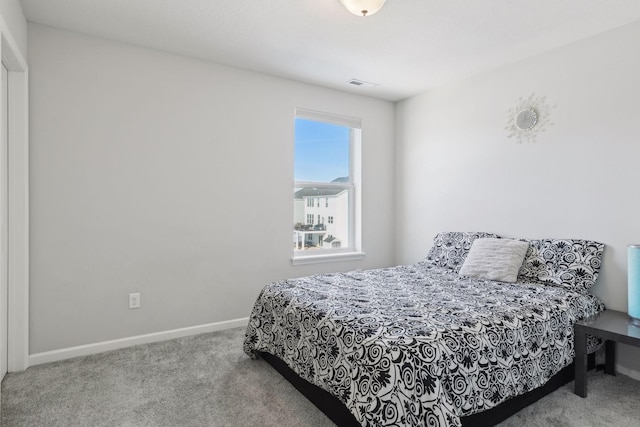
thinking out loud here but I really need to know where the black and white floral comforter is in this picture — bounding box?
[243,262,604,427]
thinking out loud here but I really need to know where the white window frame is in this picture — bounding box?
[292,108,364,265]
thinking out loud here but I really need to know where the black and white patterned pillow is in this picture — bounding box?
[425,231,499,271]
[517,239,605,293]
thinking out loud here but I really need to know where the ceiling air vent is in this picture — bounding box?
[347,79,379,89]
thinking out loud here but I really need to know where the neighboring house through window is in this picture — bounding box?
[292,108,362,263]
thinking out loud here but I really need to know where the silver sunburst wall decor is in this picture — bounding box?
[505,94,554,143]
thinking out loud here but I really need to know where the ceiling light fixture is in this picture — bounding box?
[338,0,386,17]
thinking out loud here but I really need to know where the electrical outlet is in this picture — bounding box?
[129,293,140,309]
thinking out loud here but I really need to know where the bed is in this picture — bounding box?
[243,232,605,426]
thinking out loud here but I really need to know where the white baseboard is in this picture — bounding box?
[28,317,249,367]
[616,363,640,381]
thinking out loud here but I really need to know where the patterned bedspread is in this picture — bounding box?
[243,262,604,427]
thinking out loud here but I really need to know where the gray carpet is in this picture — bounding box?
[1,327,639,427]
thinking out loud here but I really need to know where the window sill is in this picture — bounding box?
[291,251,366,266]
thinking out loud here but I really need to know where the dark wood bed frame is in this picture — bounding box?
[260,351,595,426]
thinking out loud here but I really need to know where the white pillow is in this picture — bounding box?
[459,238,529,283]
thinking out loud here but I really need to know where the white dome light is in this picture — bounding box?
[338,0,386,17]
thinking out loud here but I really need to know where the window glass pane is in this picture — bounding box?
[294,118,350,183]
[293,187,350,252]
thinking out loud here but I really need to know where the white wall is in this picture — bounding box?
[0,0,26,58]
[396,21,640,376]
[28,24,396,354]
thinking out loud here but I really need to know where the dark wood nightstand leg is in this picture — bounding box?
[574,329,588,397]
[605,340,616,376]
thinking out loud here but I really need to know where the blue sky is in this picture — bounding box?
[294,118,350,182]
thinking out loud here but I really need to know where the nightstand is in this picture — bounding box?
[574,309,640,397]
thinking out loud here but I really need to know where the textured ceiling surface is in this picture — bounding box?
[19,0,640,101]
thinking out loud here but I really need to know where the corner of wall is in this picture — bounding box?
[0,0,27,61]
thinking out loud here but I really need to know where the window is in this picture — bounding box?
[293,108,362,264]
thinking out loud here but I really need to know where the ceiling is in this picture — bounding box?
[19,0,640,101]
